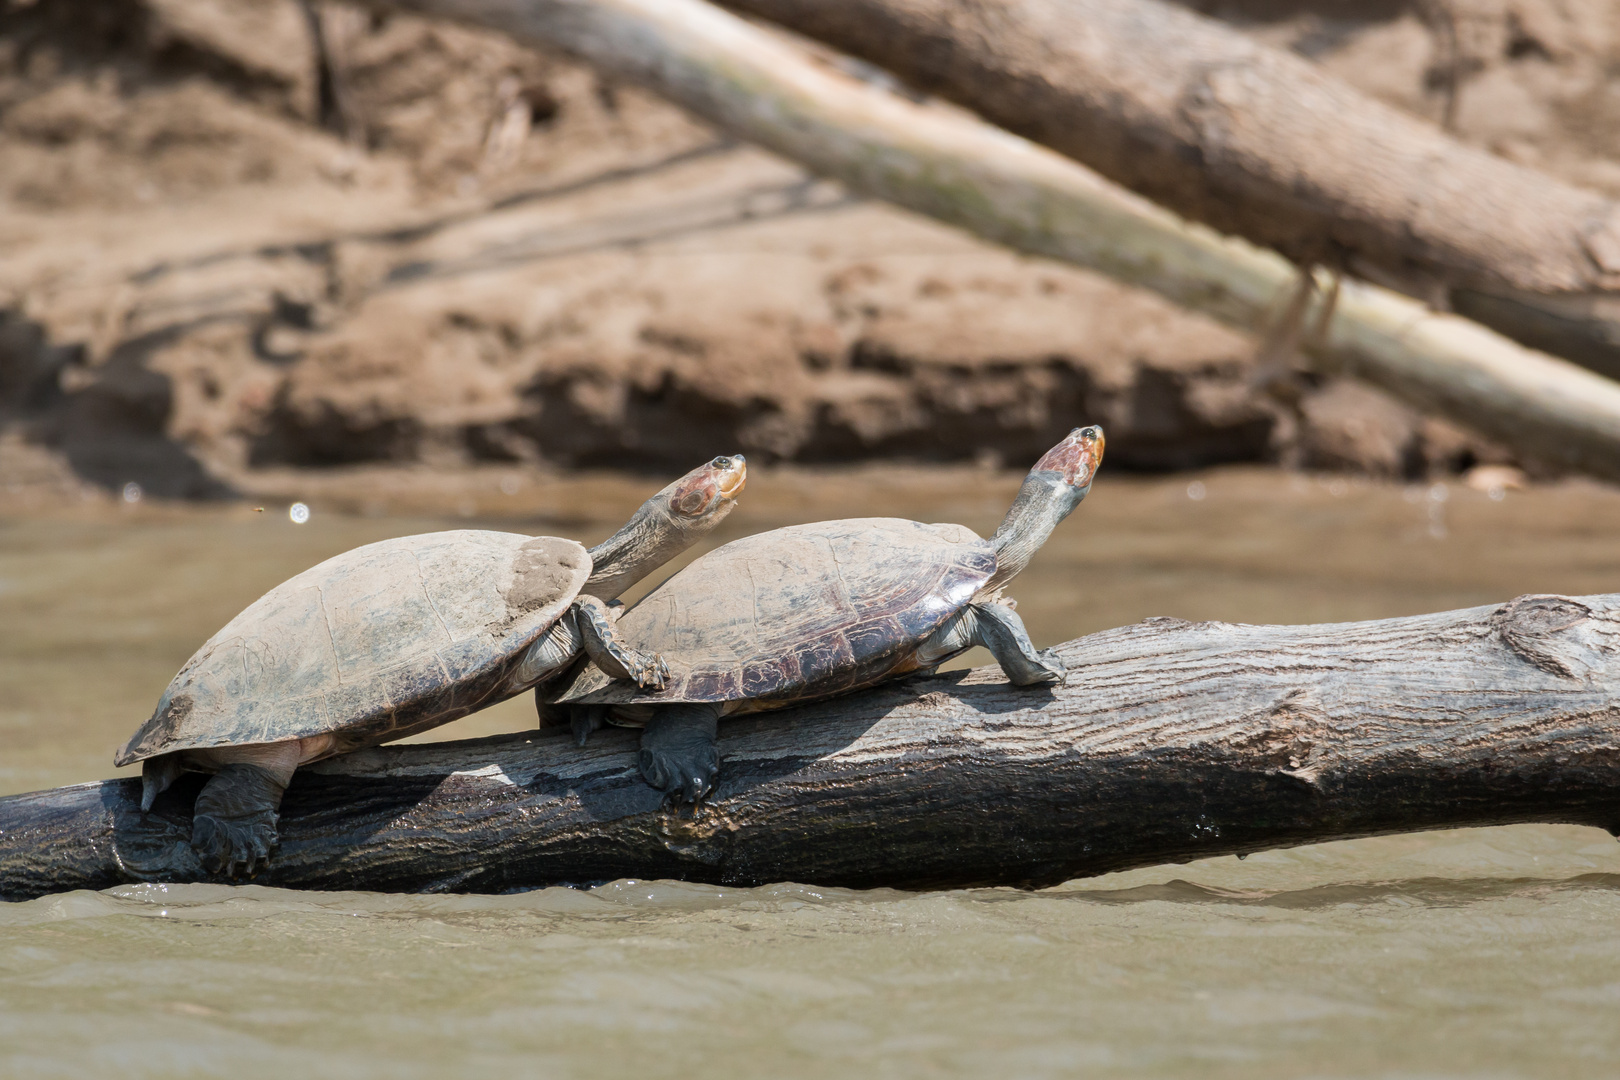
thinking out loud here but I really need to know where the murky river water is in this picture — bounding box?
[4,465,1620,1077]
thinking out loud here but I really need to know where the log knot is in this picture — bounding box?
[1582,212,1620,282]
[1222,688,1331,789]
[1139,616,1195,630]
[1178,61,1259,149]
[1492,594,1597,679]
[659,806,741,866]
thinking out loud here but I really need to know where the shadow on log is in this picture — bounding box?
[5,593,1620,901]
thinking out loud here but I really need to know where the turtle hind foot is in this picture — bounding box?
[191,762,288,879]
[192,813,276,879]
[640,746,719,806]
[638,706,720,805]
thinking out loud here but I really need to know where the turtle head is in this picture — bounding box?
[583,454,746,598]
[663,454,747,528]
[1030,425,1104,500]
[986,426,1104,592]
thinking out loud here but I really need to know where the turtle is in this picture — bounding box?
[541,425,1104,802]
[115,454,747,876]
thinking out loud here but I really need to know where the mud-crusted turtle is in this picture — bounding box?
[116,455,746,875]
[543,426,1104,801]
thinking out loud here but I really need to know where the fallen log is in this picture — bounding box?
[363,0,1620,481]
[719,0,1620,379]
[4,593,1620,901]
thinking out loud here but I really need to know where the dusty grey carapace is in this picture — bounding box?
[117,454,746,877]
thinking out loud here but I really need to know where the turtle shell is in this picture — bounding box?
[116,531,589,766]
[548,518,995,712]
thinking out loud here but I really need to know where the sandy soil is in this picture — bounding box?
[2,0,1615,498]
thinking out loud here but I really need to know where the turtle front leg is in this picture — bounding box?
[924,601,1067,686]
[639,704,721,804]
[513,614,584,690]
[189,742,301,878]
[140,753,185,811]
[574,595,669,690]
[569,704,608,747]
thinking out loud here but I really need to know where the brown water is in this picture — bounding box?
[4,465,1620,1077]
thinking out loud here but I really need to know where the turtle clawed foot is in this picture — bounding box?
[1028,649,1068,686]
[625,650,670,691]
[639,706,719,805]
[192,813,276,879]
[639,744,718,807]
[660,787,709,816]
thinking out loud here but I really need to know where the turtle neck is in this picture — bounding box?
[582,505,683,600]
[984,471,1088,594]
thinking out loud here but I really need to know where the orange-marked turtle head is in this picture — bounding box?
[1032,425,1104,491]
[665,454,747,525]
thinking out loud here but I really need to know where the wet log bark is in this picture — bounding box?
[358,0,1620,482]
[719,0,1620,379]
[4,593,1620,901]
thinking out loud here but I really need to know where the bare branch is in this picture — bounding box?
[721,0,1620,378]
[354,0,1620,480]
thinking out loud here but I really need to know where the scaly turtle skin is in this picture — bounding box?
[117,455,746,877]
[544,426,1104,802]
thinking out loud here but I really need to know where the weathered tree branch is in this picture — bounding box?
[358,0,1620,481]
[719,0,1620,379]
[4,593,1620,901]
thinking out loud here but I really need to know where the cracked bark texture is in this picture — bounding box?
[718,0,1620,379]
[4,593,1620,901]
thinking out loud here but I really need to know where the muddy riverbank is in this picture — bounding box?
[13,0,1620,497]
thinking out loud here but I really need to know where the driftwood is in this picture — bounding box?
[4,593,1620,901]
[364,0,1620,482]
[720,0,1620,379]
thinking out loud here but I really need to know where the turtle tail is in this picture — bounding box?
[140,754,184,812]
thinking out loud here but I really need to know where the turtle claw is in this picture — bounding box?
[575,598,670,689]
[628,651,670,691]
[659,780,713,815]
[190,763,285,880]
[639,745,718,805]
[681,767,714,806]
[192,813,276,880]
[638,706,720,804]
[605,645,668,690]
[1033,649,1068,685]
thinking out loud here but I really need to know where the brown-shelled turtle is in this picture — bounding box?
[542,426,1104,802]
[116,455,746,876]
